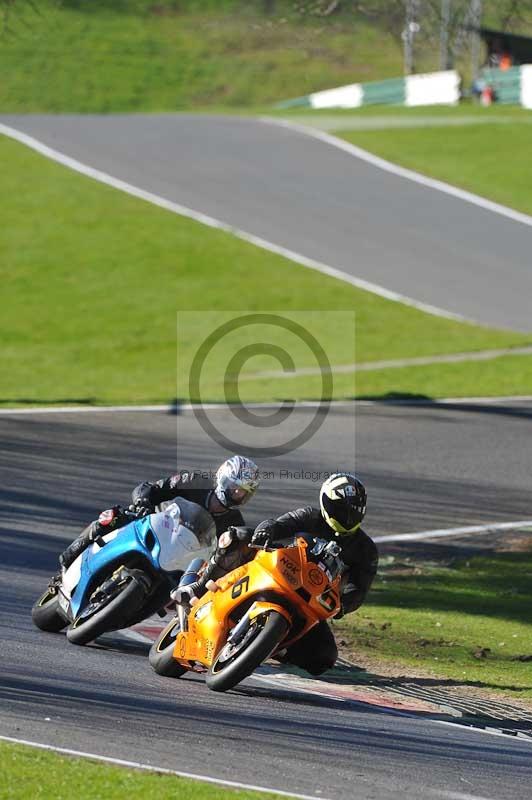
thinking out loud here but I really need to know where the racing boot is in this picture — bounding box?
[59,521,99,571]
[59,506,130,571]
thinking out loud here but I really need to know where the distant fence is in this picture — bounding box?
[277,70,460,110]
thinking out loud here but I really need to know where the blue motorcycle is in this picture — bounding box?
[31,499,215,646]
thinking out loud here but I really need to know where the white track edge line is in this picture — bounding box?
[262,117,532,229]
[440,793,492,800]
[1,395,532,414]
[0,121,470,323]
[242,345,532,380]
[374,520,532,544]
[0,735,328,800]
[0,404,178,415]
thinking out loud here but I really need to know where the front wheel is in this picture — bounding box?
[32,586,67,633]
[66,568,149,646]
[205,611,289,693]
[149,617,187,678]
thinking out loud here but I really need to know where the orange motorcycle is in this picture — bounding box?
[149,534,344,692]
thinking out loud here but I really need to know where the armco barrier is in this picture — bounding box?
[361,76,406,105]
[482,66,521,104]
[277,69,459,110]
[277,66,532,110]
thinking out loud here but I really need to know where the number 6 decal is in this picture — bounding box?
[231,576,250,599]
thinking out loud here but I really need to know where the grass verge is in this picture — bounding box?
[2,2,532,114]
[337,549,532,701]
[334,116,532,216]
[1,133,531,407]
[190,353,532,403]
[0,740,293,800]
[0,0,405,113]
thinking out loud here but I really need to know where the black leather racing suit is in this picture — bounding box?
[256,507,379,613]
[187,506,378,676]
[254,507,378,674]
[131,471,245,535]
[59,470,245,569]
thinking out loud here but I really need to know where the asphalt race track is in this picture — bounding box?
[2,405,532,799]
[1,112,532,797]
[1,113,531,331]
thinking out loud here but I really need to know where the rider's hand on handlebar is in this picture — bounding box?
[250,529,272,549]
[134,503,154,517]
[171,584,199,607]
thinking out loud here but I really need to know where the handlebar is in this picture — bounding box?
[127,504,152,518]
[248,542,285,552]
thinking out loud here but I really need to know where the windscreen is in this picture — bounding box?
[167,497,216,548]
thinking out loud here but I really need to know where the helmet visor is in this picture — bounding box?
[322,494,364,533]
[226,481,255,507]
[333,502,363,531]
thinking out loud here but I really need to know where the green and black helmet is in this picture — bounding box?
[319,473,367,535]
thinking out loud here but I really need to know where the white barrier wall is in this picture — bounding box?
[311,83,364,109]
[281,69,461,110]
[520,64,532,109]
[406,70,460,107]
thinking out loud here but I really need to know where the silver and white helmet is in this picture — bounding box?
[214,455,260,508]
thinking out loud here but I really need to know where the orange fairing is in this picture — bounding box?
[173,536,342,669]
[247,601,291,623]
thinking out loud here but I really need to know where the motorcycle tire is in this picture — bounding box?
[149,618,187,678]
[66,568,149,646]
[206,610,289,693]
[31,587,68,633]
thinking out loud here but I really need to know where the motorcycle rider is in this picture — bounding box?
[58,455,260,570]
[175,472,378,676]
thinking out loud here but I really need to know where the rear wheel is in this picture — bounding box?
[66,568,149,646]
[31,587,67,633]
[149,618,187,678]
[205,610,289,693]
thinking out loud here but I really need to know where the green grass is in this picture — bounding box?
[335,354,532,402]
[2,1,532,114]
[0,740,293,800]
[338,551,532,700]
[211,354,532,404]
[336,119,532,216]
[0,0,405,113]
[2,133,532,407]
[278,104,532,118]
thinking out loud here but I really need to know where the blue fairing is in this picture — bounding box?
[70,518,161,617]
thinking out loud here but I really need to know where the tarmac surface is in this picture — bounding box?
[2,404,532,799]
[2,111,531,796]
[1,113,531,331]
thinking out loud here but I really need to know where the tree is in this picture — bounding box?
[348,1,532,71]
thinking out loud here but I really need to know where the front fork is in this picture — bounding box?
[228,601,292,645]
[176,556,206,632]
[177,603,188,632]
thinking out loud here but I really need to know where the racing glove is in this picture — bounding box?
[172,577,221,607]
[134,504,154,518]
[131,481,155,509]
[250,528,272,549]
[171,584,200,606]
